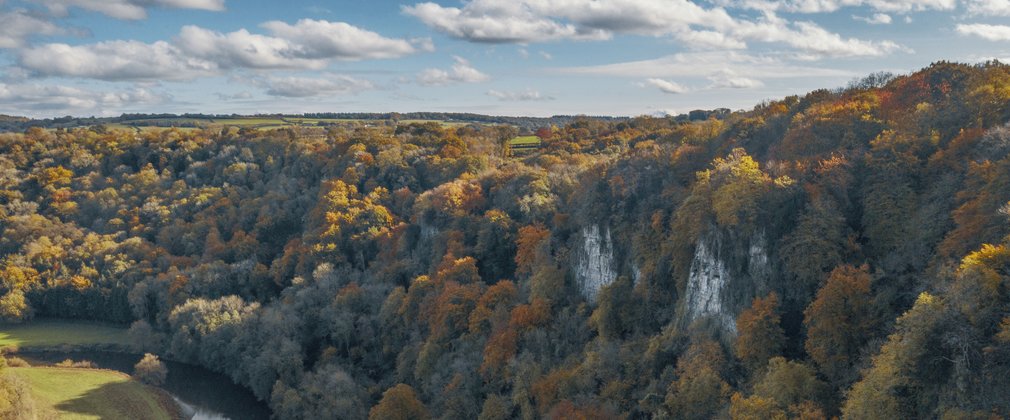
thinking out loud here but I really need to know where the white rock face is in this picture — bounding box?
[748,232,770,279]
[684,231,770,334]
[575,225,617,302]
[685,233,734,331]
[420,224,438,241]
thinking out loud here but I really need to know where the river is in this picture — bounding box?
[20,350,271,420]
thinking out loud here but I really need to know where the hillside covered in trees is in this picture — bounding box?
[1,61,1010,419]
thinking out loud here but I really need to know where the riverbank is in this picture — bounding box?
[1,320,270,419]
[12,365,182,420]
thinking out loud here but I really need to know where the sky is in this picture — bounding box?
[1,0,1010,118]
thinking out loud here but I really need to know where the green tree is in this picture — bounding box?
[779,198,850,299]
[842,293,945,420]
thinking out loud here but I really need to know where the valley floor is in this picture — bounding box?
[0,320,131,351]
[2,321,177,419]
[11,366,180,420]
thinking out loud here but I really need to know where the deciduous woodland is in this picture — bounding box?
[2,61,1010,419]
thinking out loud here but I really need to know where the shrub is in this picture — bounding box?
[56,359,96,368]
[133,353,168,386]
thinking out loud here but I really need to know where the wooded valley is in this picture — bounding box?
[2,61,1010,419]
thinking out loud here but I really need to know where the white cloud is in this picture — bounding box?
[260,19,426,60]
[176,25,326,70]
[259,74,374,97]
[418,56,489,86]
[707,70,764,88]
[19,40,217,81]
[718,0,955,13]
[675,29,747,50]
[956,23,1010,41]
[731,15,903,57]
[539,51,553,60]
[966,0,1010,15]
[644,78,688,94]
[558,51,854,79]
[402,1,608,43]
[0,10,65,48]
[854,13,893,24]
[33,0,225,20]
[404,0,903,58]
[0,83,166,115]
[487,89,554,101]
[19,20,424,81]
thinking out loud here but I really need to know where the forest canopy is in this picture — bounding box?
[1,61,1010,419]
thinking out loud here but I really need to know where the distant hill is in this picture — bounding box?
[0,110,738,133]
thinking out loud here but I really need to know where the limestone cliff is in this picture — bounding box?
[574,225,618,302]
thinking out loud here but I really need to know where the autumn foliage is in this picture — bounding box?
[1,62,1009,419]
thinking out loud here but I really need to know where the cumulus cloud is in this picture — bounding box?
[402,1,608,43]
[956,23,1010,41]
[33,0,225,20]
[0,10,65,48]
[487,89,554,101]
[19,40,217,81]
[707,70,764,88]
[417,56,489,86]
[966,0,1010,15]
[259,74,374,97]
[175,26,326,70]
[854,13,893,24]
[644,78,688,94]
[0,83,166,115]
[260,19,429,60]
[404,0,903,58]
[719,0,955,13]
[18,20,424,81]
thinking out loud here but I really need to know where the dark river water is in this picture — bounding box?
[20,350,271,420]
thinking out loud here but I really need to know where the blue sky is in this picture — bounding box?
[1,0,1009,118]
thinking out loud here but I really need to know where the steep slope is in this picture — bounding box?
[0,61,1009,418]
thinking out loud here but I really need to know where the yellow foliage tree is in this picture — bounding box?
[369,383,430,420]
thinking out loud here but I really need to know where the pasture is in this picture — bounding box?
[107,116,467,132]
[13,366,179,420]
[0,320,131,351]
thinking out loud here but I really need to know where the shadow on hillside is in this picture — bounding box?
[54,379,176,420]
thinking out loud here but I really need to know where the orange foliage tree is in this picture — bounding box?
[735,293,785,372]
[803,264,876,385]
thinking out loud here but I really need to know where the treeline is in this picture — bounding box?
[0,110,738,133]
[0,112,636,133]
[0,61,1009,419]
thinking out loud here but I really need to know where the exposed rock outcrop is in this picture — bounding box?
[682,230,771,335]
[575,225,617,302]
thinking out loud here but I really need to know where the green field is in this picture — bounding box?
[509,137,541,146]
[13,367,179,420]
[105,117,467,132]
[0,320,130,351]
